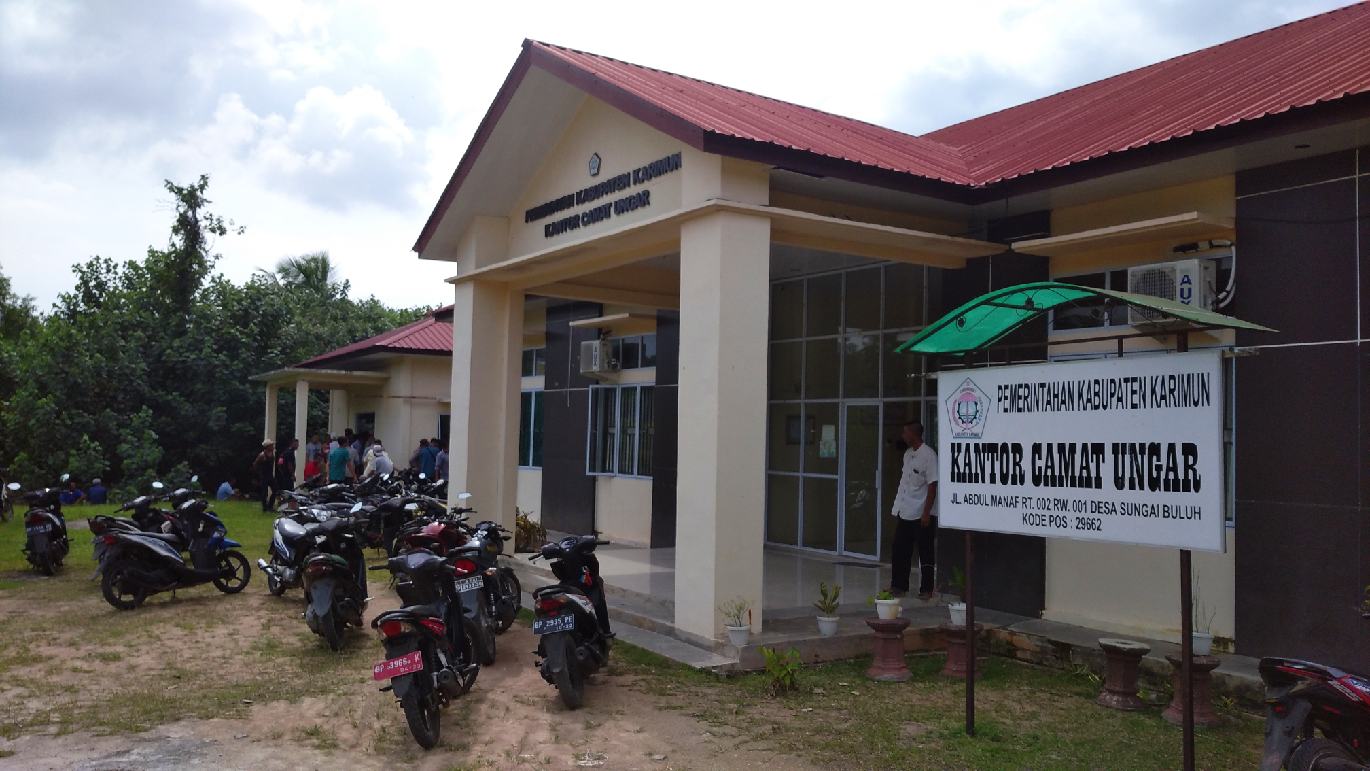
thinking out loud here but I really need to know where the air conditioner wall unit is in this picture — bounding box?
[1126,258,1216,327]
[579,340,618,377]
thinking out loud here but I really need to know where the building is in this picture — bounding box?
[416,5,1370,668]
[254,306,455,477]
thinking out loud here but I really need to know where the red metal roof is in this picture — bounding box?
[297,306,453,368]
[527,2,1370,188]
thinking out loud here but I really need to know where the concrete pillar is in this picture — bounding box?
[328,389,349,437]
[294,379,309,484]
[448,279,521,530]
[674,211,770,641]
[264,384,279,442]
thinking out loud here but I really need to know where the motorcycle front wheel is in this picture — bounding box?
[495,571,521,633]
[400,691,441,749]
[1288,737,1363,771]
[101,563,147,610]
[265,557,287,596]
[213,551,251,593]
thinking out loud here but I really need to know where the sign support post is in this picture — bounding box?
[965,532,976,736]
[1176,330,1195,771]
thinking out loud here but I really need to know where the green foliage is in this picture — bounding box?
[66,435,106,483]
[514,508,547,553]
[947,566,967,595]
[812,582,841,615]
[759,646,802,695]
[0,175,426,492]
[718,597,751,628]
[868,590,895,604]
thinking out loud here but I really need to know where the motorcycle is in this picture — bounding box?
[260,507,336,596]
[302,509,370,650]
[370,550,480,749]
[457,495,521,634]
[10,476,71,575]
[1259,656,1370,770]
[529,534,613,709]
[397,504,498,666]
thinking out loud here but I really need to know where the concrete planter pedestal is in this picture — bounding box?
[1163,653,1223,727]
[1096,637,1152,711]
[864,617,911,682]
[940,623,984,679]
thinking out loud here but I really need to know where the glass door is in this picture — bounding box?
[840,402,881,558]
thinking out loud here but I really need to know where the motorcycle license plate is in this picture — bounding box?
[532,613,575,635]
[372,650,423,681]
[452,576,483,593]
[26,524,51,534]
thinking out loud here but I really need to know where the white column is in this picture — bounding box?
[264,384,279,442]
[294,379,309,484]
[328,389,349,437]
[448,279,521,530]
[674,211,771,641]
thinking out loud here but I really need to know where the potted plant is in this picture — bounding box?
[947,567,968,626]
[813,582,841,637]
[869,590,901,620]
[719,597,752,647]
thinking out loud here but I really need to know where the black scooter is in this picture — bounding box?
[370,550,480,749]
[302,511,369,650]
[10,477,70,575]
[461,506,521,633]
[97,497,251,609]
[529,534,612,709]
[1259,657,1370,770]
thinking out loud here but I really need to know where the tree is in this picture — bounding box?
[274,252,338,296]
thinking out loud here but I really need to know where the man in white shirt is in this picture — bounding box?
[890,420,938,599]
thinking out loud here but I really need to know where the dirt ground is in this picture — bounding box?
[0,575,821,771]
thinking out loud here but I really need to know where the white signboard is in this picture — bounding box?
[937,351,1225,552]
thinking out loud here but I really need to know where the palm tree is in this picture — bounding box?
[274,252,338,295]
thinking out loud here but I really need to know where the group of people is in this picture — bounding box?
[252,430,449,512]
[56,477,108,505]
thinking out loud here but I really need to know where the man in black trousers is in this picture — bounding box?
[889,421,938,599]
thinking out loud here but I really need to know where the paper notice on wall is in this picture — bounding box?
[819,424,837,458]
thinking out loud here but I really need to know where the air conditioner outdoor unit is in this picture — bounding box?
[579,339,618,377]
[1126,258,1216,327]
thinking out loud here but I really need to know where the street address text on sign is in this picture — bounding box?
[937,351,1225,552]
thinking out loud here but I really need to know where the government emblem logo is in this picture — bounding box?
[946,377,989,439]
[588,153,602,177]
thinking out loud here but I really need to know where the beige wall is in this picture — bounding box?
[517,469,542,519]
[1045,533,1237,644]
[594,476,653,545]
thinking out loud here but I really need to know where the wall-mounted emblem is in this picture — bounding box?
[588,153,602,177]
[946,377,990,439]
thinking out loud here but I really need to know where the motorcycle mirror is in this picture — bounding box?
[458,492,472,501]
[151,481,165,490]
[60,473,70,482]
[190,475,199,483]
[404,502,418,512]
[418,473,427,480]
[5,482,19,491]
[350,501,363,514]
[381,473,390,481]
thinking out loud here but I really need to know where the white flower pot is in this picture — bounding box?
[725,625,751,648]
[948,602,968,626]
[816,616,839,637]
[1192,631,1213,656]
[874,598,902,620]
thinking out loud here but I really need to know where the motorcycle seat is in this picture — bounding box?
[374,605,443,625]
[137,531,184,546]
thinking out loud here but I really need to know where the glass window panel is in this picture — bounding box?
[588,387,616,474]
[769,341,803,400]
[640,334,657,367]
[842,330,879,398]
[519,392,533,466]
[925,267,945,322]
[618,387,638,474]
[882,331,923,399]
[884,264,925,329]
[621,337,641,369]
[844,267,881,332]
[803,402,840,476]
[636,387,654,477]
[530,391,544,468]
[771,281,804,340]
[611,338,623,368]
[1052,272,1107,330]
[766,474,800,545]
[521,349,535,377]
[767,403,802,472]
[804,339,840,399]
[533,348,546,376]
[801,476,838,552]
[842,404,881,557]
[805,274,841,338]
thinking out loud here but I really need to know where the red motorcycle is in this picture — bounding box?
[1259,657,1370,770]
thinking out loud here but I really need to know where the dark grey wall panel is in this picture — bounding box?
[650,310,680,547]
[540,300,601,534]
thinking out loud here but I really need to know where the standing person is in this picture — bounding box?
[363,441,393,479]
[889,421,939,599]
[254,440,276,511]
[328,436,354,483]
[419,438,438,479]
[409,438,428,471]
[433,440,448,482]
[305,435,319,468]
[86,478,108,505]
[303,451,323,482]
[276,438,298,495]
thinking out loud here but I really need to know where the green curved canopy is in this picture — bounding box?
[894,281,1274,355]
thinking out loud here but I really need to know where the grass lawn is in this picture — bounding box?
[611,642,1266,770]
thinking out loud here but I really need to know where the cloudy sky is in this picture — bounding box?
[0,0,1350,311]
